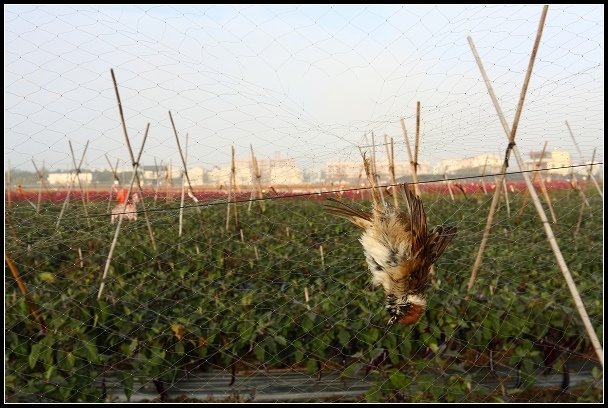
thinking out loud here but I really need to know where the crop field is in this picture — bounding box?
[5,184,603,402]
[4,4,604,403]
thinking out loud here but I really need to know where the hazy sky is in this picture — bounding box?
[4,4,604,173]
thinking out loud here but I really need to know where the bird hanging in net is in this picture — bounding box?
[325,154,457,326]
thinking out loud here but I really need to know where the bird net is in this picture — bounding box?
[5,4,603,403]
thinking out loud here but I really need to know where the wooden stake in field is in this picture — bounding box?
[502,176,510,217]
[98,124,151,300]
[369,132,386,206]
[479,156,489,195]
[166,161,172,201]
[153,157,162,205]
[6,161,11,209]
[168,111,205,234]
[6,254,47,334]
[468,7,604,367]
[319,245,325,268]
[111,69,158,252]
[247,144,266,214]
[32,159,51,214]
[225,145,239,231]
[399,117,421,197]
[178,134,189,248]
[573,196,586,239]
[533,143,557,224]
[56,141,90,230]
[414,101,421,180]
[384,134,399,208]
[68,140,91,227]
[570,171,590,209]
[565,121,603,198]
[443,166,455,201]
[515,142,550,222]
[105,154,120,213]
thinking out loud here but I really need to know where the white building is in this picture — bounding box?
[205,166,252,186]
[433,154,502,175]
[270,163,303,185]
[207,154,303,186]
[526,149,572,176]
[326,160,431,183]
[47,172,92,186]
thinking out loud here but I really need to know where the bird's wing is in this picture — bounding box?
[401,183,427,256]
[324,198,373,229]
[426,226,457,264]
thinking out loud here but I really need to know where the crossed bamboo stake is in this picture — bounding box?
[467,5,603,367]
[55,140,90,230]
[31,159,52,214]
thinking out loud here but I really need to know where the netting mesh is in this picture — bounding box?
[5,4,603,403]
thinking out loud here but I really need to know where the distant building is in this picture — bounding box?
[207,153,302,186]
[205,166,252,186]
[526,149,571,175]
[326,160,431,184]
[270,161,302,185]
[47,172,92,186]
[434,154,502,175]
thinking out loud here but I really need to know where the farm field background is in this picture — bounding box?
[5,183,603,402]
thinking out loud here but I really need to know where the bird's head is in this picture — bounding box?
[385,294,426,326]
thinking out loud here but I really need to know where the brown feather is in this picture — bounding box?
[402,183,427,256]
[324,198,372,229]
[427,226,457,264]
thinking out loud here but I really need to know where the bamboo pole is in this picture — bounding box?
[515,142,548,220]
[370,132,385,206]
[384,134,399,208]
[535,154,557,224]
[77,247,84,269]
[168,111,207,236]
[168,111,201,209]
[468,10,604,366]
[319,245,325,268]
[6,161,11,209]
[68,140,91,228]
[399,118,421,197]
[153,157,161,205]
[467,17,547,289]
[111,69,158,252]
[56,142,90,230]
[502,176,510,217]
[178,134,189,248]
[6,254,46,334]
[105,154,120,213]
[443,167,455,201]
[232,148,238,228]
[98,124,150,300]
[480,156,489,195]
[248,144,265,213]
[225,145,239,231]
[565,121,603,198]
[165,161,172,201]
[570,171,590,209]
[32,159,51,214]
[573,198,586,239]
[55,170,75,230]
[414,101,421,180]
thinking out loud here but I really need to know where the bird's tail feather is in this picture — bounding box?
[427,225,457,264]
[402,183,428,252]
